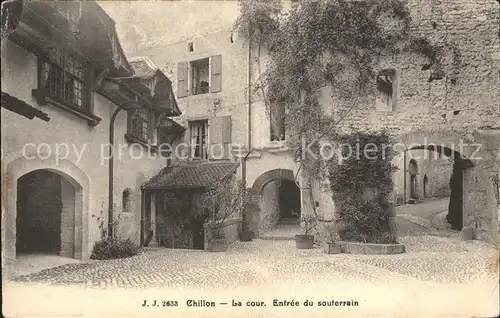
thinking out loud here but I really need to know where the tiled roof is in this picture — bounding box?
[129,57,160,79]
[142,162,240,190]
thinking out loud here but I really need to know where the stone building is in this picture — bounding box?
[1,0,181,276]
[130,0,499,243]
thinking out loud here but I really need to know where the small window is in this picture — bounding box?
[39,48,88,111]
[376,69,396,112]
[128,107,150,142]
[190,58,210,95]
[187,42,194,52]
[189,120,209,160]
[270,101,286,141]
[122,189,133,212]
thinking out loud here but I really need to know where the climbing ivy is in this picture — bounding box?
[234,0,454,181]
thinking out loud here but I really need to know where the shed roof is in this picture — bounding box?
[142,162,239,190]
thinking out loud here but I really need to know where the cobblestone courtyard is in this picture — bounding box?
[8,232,497,290]
[4,219,499,317]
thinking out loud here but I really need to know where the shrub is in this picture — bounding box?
[329,131,398,244]
[90,237,141,260]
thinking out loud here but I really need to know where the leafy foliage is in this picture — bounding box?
[234,0,455,243]
[233,0,282,46]
[90,237,141,260]
[328,131,398,243]
[200,177,250,239]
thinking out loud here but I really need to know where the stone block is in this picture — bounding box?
[338,241,405,254]
[460,227,476,240]
[323,242,341,254]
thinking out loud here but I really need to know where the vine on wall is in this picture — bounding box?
[233,0,462,240]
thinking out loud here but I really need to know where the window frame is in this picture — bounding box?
[127,107,151,144]
[375,69,397,112]
[190,58,210,96]
[37,48,91,114]
[189,120,209,160]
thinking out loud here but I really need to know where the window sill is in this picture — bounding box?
[32,88,101,127]
[124,133,158,153]
[179,91,221,99]
[264,141,289,152]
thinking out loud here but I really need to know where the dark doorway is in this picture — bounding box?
[16,170,62,254]
[408,159,418,199]
[278,180,301,220]
[142,192,152,246]
[190,211,208,250]
[410,175,417,199]
[423,175,428,198]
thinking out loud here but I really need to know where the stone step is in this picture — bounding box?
[258,235,295,241]
[278,218,299,225]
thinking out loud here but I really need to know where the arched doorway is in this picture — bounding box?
[249,169,301,235]
[408,159,418,200]
[16,169,77,257]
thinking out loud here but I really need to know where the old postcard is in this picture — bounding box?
[1,0,499,317]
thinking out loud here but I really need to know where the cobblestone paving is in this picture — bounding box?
[11,233,497,290]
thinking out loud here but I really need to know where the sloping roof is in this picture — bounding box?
[129,56,161,80]
[143,162,240,190]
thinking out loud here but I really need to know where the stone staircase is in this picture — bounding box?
[258,219,300,241]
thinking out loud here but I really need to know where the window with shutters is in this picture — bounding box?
[177,55,222,98]
[189,120,209,160]
[190,58,210,95]
[128,108,150,142]
[38,48,89,112]
[375,69,397,112]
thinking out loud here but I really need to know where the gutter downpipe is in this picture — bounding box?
[403,148,407,205]
[108,105,123,238]
[108,99,138,238]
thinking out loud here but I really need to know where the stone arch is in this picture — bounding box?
[251,169,295,194]
[246,169,299,237]
[397,129,477,165]
[408,159,418,174]
[4,154,90,264]
[395,129,498,242]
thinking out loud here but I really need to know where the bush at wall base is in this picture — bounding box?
[295,235,314,249]
[90,237,141,260]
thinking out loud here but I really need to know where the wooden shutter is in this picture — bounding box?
[209,115,231,160]
[148,110,156,144]
[210,55,222,93]
[177,61,188,98]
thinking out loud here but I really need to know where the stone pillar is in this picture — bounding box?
[60,177,75,258]
[300,167,314,218]
[149,192,158,247]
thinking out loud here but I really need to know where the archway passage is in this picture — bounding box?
[16,169,76,256]
[404,145,471,231]
[248,169,301,236]
[408,159,418,200]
